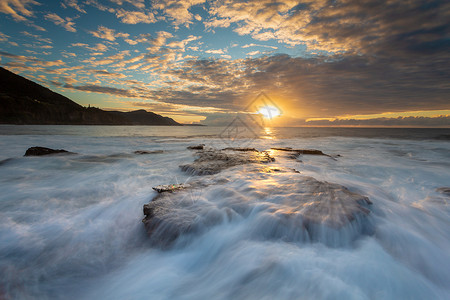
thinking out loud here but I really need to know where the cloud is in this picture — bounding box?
[246,50,260,56]
[44,13,76,32]
[0,51,65,67]
[21,31,52,44]
[62,0,86,13]
[111,54,145,68]
[84,50,130,66]
[154,0,205,27]
[205,49,225,54]
[206,0,450,55]
[304,116,450,127]
[124,33,152,45]
[0,0,39,22]
[115,9,156,24]
[91,43,108,52]
[84,0,115,13]
[166,35,201,51]
[92,69,127,78]
[71,43,88,47]
[89,25,129,41]
[109,0,145,9]
[146,31,173,52]
[71,42,108,52]
[242,43,277,49]
[65,84,134,97]
[0,32,10,42]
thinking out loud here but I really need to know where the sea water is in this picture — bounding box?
[0,125,449,299]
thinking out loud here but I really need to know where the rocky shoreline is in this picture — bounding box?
[21,145,449,250]
[143,145,374,248]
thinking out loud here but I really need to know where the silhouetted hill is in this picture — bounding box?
[0,67,181,125]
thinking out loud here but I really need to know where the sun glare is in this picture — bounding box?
[258,106,281,119]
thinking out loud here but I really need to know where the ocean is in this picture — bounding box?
[0,125,449,299]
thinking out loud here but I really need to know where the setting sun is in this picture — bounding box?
[258,106,281,119]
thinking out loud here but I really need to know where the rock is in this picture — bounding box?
[187,144,205,150]
[436,187,450,196]
[143,145,373,248]
[143,190,225,248]
[180,148,275,175]
[0,158,14,166]
[143,171,373,248]
[134,150,164,155]
[153,183,190,193]
[24,146,74,156]
[270,147,329,156]
[222,147,258,152]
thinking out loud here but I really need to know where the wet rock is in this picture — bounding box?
[180,148,274,175]
[291,177,372,228]
[134,150,164,155]
[153,183,189,193]
[222,147,258,152]
[24,146,75,156]
[142,191,226,247]
[270,147,333,158]
[187,144,205,150]
[436,187,450,196]
[143,171,373,248]
[0,158,14,166]
[143,145,372,248]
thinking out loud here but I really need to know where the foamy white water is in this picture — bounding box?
[0,126,449,299]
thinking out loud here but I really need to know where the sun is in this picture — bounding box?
[258,106,281,119]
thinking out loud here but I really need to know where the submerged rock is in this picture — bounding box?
[24,146,74,156]
[153,183,189,193]
[180,148,274,175]
[143,144,372,248]
[187,144,205,150]
[436,187,450,196]
[143,191,226,247]
[143,170,373,248]
[134,150,164,155]
[222,147,259,152]
[270,147,332,157]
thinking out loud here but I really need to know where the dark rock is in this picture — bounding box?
[180,148,274,175]
[187,144,205,150]
[269,147,337,160]
[436,187,450,196]
[134,150,164,155]
[0,158,14,166]
[24,146,75,156]
[222,147,258,152]
[271,147,327,156]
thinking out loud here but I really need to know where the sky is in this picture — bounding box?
[0,0,449,126]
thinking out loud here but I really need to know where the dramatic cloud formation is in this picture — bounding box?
[0,0,448,125]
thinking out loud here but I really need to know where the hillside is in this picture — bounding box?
[0,67,181,126]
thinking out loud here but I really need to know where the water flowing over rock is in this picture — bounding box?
[436,187,450,196]
[153,184,190,193]
[180,147,275,175]
[187,144,205,150]
[143,147,373,248]
[24,146,75,156]
[134,150,164,155]
[270,147,336,159]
